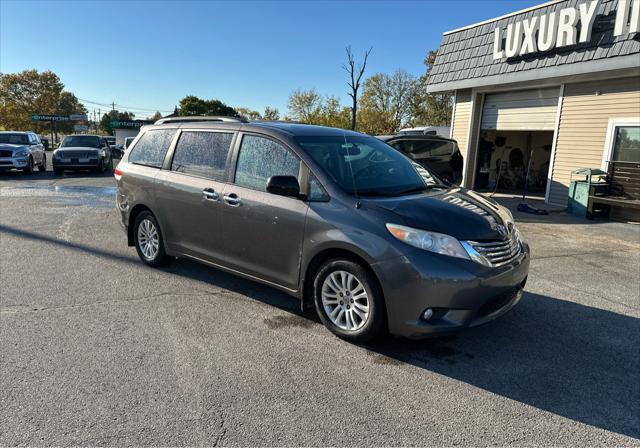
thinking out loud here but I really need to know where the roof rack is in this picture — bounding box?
[154,116,246,125]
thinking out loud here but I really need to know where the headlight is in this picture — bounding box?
[386,223,470,260]
[98,150,106,157]
[13,149,28,157]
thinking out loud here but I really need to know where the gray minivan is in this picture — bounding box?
[115,117,529,341]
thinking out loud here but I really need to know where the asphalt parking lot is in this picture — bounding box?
[1,163,638,446]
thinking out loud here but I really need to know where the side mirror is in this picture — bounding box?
[266,175,300,198]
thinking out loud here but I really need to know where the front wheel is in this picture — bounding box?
[23,156,34,174]
[133,211,170,267]
[38,154,46,172]
[313,259,386,342]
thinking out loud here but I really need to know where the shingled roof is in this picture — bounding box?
[427,0,640,92]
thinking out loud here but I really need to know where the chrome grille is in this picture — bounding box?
[469,233,521,267]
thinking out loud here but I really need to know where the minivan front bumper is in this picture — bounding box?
[371,243,530,339]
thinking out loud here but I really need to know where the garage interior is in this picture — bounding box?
[474,130,553,194]
[471,88,559,195]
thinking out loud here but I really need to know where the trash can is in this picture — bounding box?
[568,168,607,217]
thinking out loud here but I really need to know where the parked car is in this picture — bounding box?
[110,145,124,159]
[123,136,135,150]
[378,133,463,184]
[53,135,113,174]
[0,131,46,174]
[115,118,529,341]
[104,136,116,147]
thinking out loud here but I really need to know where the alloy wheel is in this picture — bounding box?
[137,219,160,260]
[321,270,370,331]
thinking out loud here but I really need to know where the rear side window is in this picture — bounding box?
[394,139,454,158]
[171,131,233,179]
[234,135,300,191]
[128,129,175,168]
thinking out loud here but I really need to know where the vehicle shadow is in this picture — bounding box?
[1,223,638,439]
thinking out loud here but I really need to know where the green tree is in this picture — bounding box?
[0,69,85,133]
[236,107,262,121]
[287,89,323,123]
[56,92,88,134]
[358,70,418,135]
[178,95,238,117]
[149,111,163,122]
[411,50,454,127]
[99,110,135,135]
[263,106,280,121]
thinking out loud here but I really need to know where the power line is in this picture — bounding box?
[78,97,174,114]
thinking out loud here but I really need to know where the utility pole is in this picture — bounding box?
[111,102,115,111]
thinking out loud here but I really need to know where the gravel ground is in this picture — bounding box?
[1,166,638,446]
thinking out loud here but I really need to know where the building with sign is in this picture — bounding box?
[427,0,639,207]
[111,120,152,146]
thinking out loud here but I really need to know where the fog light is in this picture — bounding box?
[422,308,434,320]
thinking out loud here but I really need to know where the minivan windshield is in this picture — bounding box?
[296,134,443,196]
[60,136,101,148]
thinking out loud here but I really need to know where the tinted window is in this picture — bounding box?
[235,135,300,191]
[171,131,233,179]
[60,135,101,148]
[128,129,175,168]
[613,126,640,162]
[396,139,454,158]
[0,134,29,144]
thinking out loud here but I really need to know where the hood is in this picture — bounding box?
[0,143,26,151]
[362,187,513,241]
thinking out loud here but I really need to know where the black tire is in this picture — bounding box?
[38,154,46,172]
[133,211,170,267]
[23,156,34,175]
[313,259,386,342]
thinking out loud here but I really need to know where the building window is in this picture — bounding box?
[612,126,640,163]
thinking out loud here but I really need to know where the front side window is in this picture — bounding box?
[60,135,101,148]
[612,126,640,163]
[235,134,300,191]
[128,129,175,168]
[171,131,233,179]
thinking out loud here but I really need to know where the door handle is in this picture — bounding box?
[223,193,241,207]
[202,188,219,201]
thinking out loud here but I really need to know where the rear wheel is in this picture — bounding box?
[313,259,386,342]
[133,211,170,267]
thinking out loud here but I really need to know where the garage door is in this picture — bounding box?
[481,88,560,131]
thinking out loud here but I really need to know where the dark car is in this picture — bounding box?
[53,135,113,174]
[378,134,463,185]
[115,118,529,341]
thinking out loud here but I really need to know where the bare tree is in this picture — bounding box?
[343,46,372,131]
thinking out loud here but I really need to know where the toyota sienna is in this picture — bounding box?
[115,117,529,341]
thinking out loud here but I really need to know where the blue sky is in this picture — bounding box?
[1,0,540,118]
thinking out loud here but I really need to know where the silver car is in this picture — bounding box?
[115,118,530,341]
[53,135,113,174]
[0,131,47,174]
